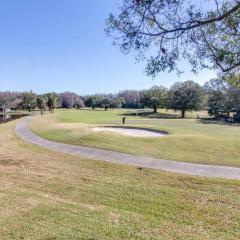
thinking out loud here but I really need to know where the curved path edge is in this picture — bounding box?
[15,116,240,180]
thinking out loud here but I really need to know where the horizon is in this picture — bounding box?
[0,77,211,96]
[1,0,216,94]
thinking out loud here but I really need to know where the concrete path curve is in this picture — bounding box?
[15,116,240,180]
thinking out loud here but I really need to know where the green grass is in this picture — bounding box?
[0,119,240,239]
[57,108,131,124]
[30,108,240,167]
[56,108,207,124]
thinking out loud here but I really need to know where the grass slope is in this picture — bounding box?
[30,109,240,167]
[0,119,240,239]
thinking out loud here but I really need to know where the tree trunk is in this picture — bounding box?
[181,109,186,118]
[153,106,157,113]
[234,109,240,122]
[214,111,220,120]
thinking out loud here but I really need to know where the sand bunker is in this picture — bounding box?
[92,127,167,137]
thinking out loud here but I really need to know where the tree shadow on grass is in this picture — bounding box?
[198,118,240,126]
[77,108,106,112]
[119,111,182,119]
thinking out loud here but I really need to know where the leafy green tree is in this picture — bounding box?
[207,94,225,119]
[84,95,124,110]
[84,96,98,110]
[101,97,111,111]
[225,73,240,87]
[22,92,37,112]
[204,76,240,120]
[224,74,240,121]
[45,93,59,114]
[37,95,48,115]
[110,97,124,109]
[140,86,168,113]
[204,78,235,118]
[168,81,203,118]
[106,0,240,76]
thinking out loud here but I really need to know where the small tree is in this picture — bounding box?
[37,95,48,115]
[140,86,168,113]
[22,92,37,112]
[207,93,224,119]
[101,98,111,111]
[45,93,59,114]
[204,78,235,118]
[168,81,203,118]
[204,76,240,120]
[84,96,98,110]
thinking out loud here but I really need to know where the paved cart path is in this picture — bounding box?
[15,116,240,180]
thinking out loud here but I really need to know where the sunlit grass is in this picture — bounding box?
[30,108,240,167]
[0,119,239,239]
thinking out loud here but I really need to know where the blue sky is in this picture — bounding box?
[0,0,216,95]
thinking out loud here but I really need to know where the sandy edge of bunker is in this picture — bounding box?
[92,126,169,137]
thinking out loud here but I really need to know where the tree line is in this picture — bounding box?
[1,77,240,121]
[0,92,60,114]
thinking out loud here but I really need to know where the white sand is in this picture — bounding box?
[92,127,166,137]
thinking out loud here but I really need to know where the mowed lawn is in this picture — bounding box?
[0,119,240,239]
[30,108,240,167]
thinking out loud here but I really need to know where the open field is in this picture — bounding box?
[0,118,239,239]
[30,109,240,167]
